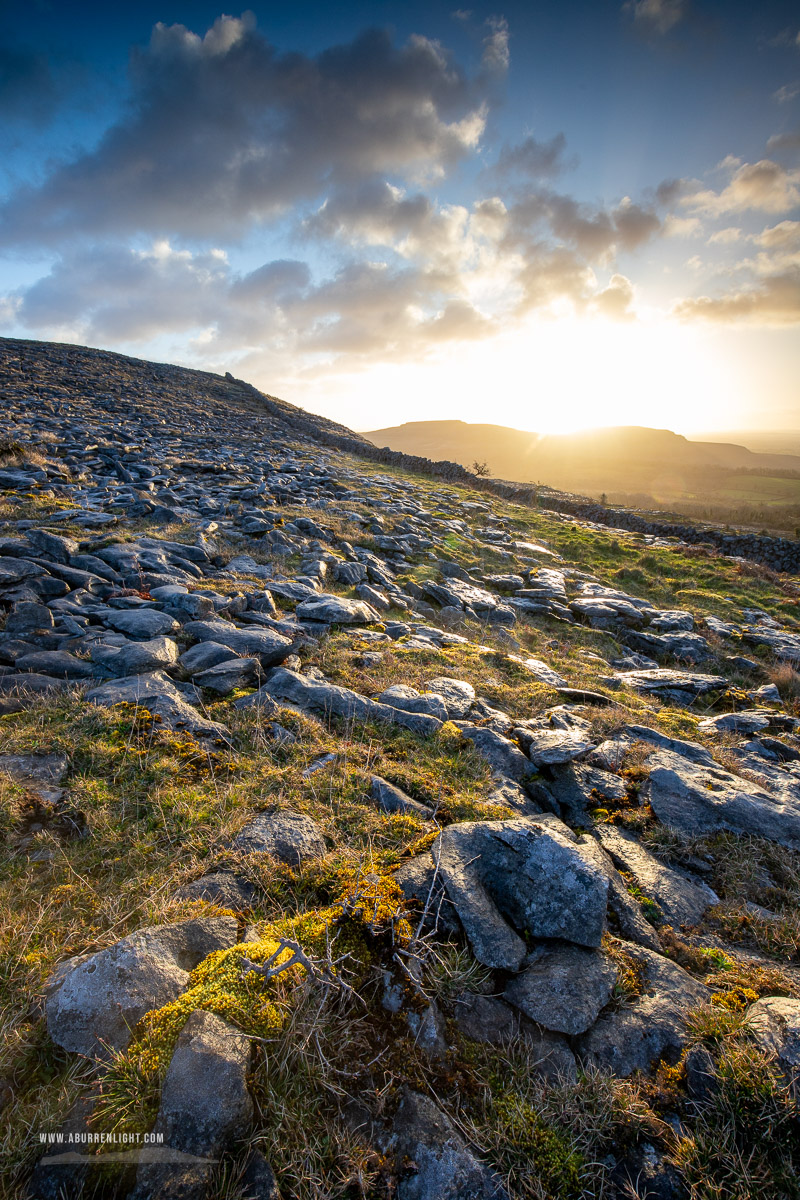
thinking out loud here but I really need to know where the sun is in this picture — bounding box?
[289,313,744,437]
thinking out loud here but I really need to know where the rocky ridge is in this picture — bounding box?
[2,338,800,1199]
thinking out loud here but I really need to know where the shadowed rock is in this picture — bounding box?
[391,1090,509,1200]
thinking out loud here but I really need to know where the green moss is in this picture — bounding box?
[491,1094,585,1198]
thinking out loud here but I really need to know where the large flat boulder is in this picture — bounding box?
[183,619,293,666]
[101,608,180,640]
[645,749,800,848]
[253,668,442,736]
[91,636,180,677]
[295,593,381,624]
[87,672,231,742]
[615,669,727,702]
[596,825,718,928]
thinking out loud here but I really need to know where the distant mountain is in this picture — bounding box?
[360,420,800,495]
[694,430,800,457]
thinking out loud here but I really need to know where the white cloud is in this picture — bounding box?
[663,214,702,237]
[482,17,510,74]
[707,227,741,244]
[674,268,800,326]
[622,0,687,37]
[774,81,800,104]
[681,158,800,216]
[592,273,636,320]
[754,220,800,249]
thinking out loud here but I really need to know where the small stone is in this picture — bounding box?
[232,809,326,866]
[370,775,434,819]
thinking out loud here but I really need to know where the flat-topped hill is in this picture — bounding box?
[363,418,800,536]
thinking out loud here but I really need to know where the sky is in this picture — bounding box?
[0,0,798,436]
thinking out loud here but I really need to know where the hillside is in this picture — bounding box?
[363,420,800,534]
[2,338,800,1200]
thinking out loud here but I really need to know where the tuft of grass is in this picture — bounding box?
[423,944,493,1003]
[248,990,382,1200]
[462,1041,663,1200]
[673,1023,800,1199]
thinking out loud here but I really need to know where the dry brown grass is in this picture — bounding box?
[766,660,800,703]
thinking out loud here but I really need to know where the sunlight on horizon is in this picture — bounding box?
[285,315,745,436]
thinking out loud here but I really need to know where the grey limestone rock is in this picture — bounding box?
[232,809,326,866]
[393,855,461,938]
[131,1009,252,1200]
[45,916,238,1057]
[295,593,380,625]
[432,818,609,971]
[193,656,260,694]
[391,1090,509,1200]
[153,1009,252,1153]
[577,943,709,1076]
[92,635,180,677]
[102,608,180,640]
[255,667,442,736]
[504,944,616,1036]
[4,601,55,636]
[459,726,535,784]
[378,683,449,721]
[645,748,800,848]
[87,671,231,742]
[698,710,772,735]
[15,649,95,679]
[178,640,236,673]
[183,618,293,666]
[615,669,727,702]
[595,824,718,927]
[524,729,595,767]
[424,676,476,719]
[747,996,800,1088]
[370,775,434,819]
[175,872,256,911]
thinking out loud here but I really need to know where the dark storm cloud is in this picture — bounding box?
[0,13,489,245]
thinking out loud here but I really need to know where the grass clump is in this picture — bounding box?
[462,1041,662,1200]
[672,1008,800,1199]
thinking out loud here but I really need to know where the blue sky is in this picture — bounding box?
[1,0,798,434]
